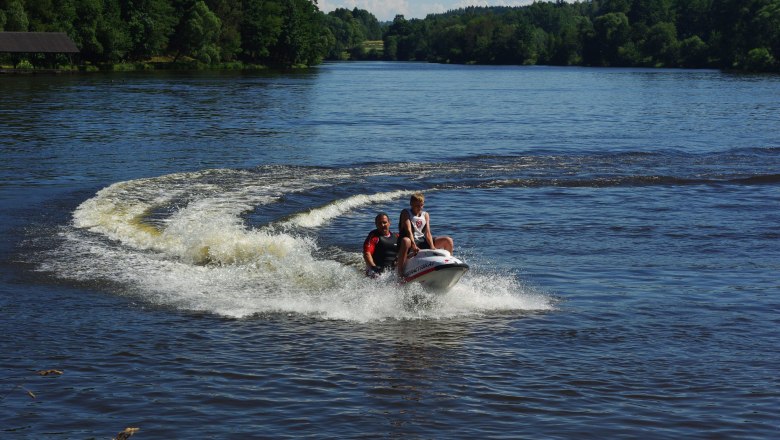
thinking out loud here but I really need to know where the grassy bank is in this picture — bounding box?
[0,55,282,73]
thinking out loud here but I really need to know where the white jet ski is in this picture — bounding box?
[402,249,469,293]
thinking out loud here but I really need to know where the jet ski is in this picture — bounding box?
[402,249,469,293]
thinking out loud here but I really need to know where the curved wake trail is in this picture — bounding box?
[40,167,552,321]
[277,189,414,229]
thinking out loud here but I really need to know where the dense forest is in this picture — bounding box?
[381,0,780,71]
[0,0,329,67]
[1,0,778,72]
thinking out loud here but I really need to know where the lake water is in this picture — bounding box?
[1,62,779,439]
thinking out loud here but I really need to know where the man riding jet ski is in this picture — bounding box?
[363,212,399,276]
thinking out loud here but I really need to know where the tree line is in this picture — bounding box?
[380,0,780,72]
[1,0,778,72]
[0,0,328,67]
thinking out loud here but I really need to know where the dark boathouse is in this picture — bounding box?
[0,32,79,70]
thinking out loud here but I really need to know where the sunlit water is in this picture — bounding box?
[1,63,779,438]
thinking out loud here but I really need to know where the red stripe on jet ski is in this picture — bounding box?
[404,267,437,283]
[404,263,469,283]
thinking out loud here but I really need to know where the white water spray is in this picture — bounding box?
[43,168,554,321]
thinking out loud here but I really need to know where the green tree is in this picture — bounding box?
[510,22,540,64]
[744,47,776,71]
[322,13,350,59]
[351,7,381,40]
[553,15,587,65]
[679,35,709,67]
[490,21,516,64]
[241,0,283,61]
[70,0,105,61]
[630,0,674,26]
[429,22,465,63]
[25,0,57,31]
[463,15,498,63]
[206,0,243,61]
[590,12,631,65]
[96,0,131,63]
[172,0,222,63]
[122,0,177,60]
[643,21,679,66]
[709,0,752,68]
[327,8,366,55]
[673,0,712,40]
[270,0,324,66]
[384,15,412,60]
[754,0,780,68]
[599,0,630,15]
[3,0,29,31]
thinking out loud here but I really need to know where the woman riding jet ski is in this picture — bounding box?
[396,193,468,292]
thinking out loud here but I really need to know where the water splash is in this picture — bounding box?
[41,167,554,321]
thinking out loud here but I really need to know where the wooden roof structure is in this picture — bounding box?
[0,32,79,54]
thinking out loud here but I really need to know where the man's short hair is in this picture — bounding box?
[375,212,389,223]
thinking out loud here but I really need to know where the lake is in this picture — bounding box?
[1,62,779,439]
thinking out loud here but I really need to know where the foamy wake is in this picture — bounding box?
[278,190,414,229]
[42,168,554,321]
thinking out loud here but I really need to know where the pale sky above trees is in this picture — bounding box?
[319,0,535,22]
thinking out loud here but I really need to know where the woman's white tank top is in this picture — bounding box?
[404,208,427,241]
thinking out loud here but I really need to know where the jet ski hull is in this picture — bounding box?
[403,249,469,293]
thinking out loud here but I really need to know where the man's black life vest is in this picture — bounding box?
[372,232,399,268]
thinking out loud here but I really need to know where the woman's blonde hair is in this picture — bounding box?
[410,192,425,204]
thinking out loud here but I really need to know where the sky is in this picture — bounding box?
[318,0,536,22]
